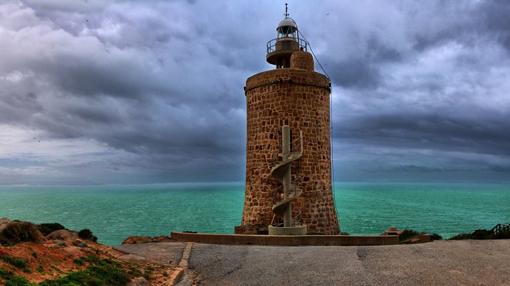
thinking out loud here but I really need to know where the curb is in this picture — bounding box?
[169,242,193,285]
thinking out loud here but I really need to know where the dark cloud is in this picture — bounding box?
[326,58,380,88]
[336,113,510,155]
[0,0,509,184]
[479,0,510,51]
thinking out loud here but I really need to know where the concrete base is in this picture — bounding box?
[170,232,400,246]
[268,225,307,235]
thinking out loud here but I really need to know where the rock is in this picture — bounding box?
[0,220,46,245]
[401,234,432,244]
[122,236,172,244]
[78,229,98,242]
[0,218,11,232]
[472,229,493,239]
[122,236,154,245]
[450,233,472,240]
[46,229,79,242]
[383,226,404,237]
[127,277,149,286]
[430,233,443,240]
[449,225,510,240]
[151,236,172,243]
[398,229,420,242]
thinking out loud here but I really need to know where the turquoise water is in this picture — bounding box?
[0,183,509,245]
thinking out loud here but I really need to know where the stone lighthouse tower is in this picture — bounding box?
[236,6,340,235]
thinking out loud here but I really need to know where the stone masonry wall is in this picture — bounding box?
[238,68,340,235]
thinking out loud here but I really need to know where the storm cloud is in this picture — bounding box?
[0,0,509,184]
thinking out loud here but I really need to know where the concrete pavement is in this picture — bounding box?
[116,240,510,286]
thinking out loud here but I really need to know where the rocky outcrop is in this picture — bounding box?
[0,218,10,232]
[450,224,510,240]
[382,227,442,244]
[0,218,99,247]
[46,229,79,242]
[122,235,172,244]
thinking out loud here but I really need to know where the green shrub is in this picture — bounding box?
[36,224,66,236]
[0,222,45,245]
[0,268,34,286]
[39,258,129,286]
[77,229,97,243]
[73,258,84,266]
[0,267,10,279]
[5,275,32,286]
[0,255,27,270]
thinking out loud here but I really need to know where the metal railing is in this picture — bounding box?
[266,37,309,54]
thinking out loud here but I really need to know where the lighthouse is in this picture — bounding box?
[235,5,340,235]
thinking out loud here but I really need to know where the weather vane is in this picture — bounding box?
[284,3,289,17]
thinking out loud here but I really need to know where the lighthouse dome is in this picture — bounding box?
[277,17,297,30]
[277,17,298,34]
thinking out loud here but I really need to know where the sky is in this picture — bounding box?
[0,0,510,184]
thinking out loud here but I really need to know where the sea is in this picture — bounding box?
[0,182,509,245]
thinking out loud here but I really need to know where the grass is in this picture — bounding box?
[39,255,130,286]
[73,257,85,266]
[0,267,34,286]
[0,267,10,279]
[0,255,28,270]
[5,275,33,286]
[0,255,131,286]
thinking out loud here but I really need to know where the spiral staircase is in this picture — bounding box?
[268,125,307,235]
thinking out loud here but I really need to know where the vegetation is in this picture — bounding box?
[36,223,66,236]
[5,275,32,286]
[0,268,33,286]
[0,255,28,270]
[0,220,134,286]
[0,255,131,286]
[398,229,442,242]
[451,229,503,240]
[39,255,130,286]
[0,268,9,280]
[450,224,510,240]
[73,258,84,266]
[77,229,97,243]
[0,222,45,245]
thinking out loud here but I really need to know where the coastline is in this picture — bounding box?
[1,218,509,285]
[1,182,509,245]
